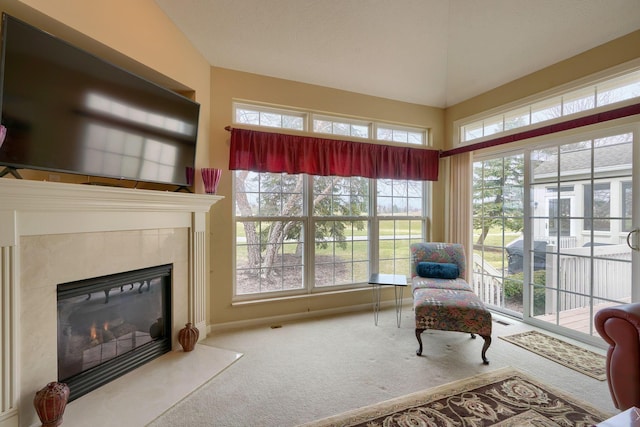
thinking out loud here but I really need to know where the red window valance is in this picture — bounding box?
[228,127,439,181]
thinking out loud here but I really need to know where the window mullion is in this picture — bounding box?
[305,174,314,293]
[423,181,430,241]
[370,178,379,275]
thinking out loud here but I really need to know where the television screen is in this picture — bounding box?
[0,14,199,186]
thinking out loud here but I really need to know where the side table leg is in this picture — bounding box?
[372,284,381,326]
[394,285,404,327]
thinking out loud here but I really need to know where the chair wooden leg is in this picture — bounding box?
[480,335,491,365]
[415,328,425,356]
[415,328,491,364]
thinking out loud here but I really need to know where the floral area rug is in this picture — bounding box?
[500,330,607,381]
[299,367,611,427]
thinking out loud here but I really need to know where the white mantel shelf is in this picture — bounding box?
[0,178,222,427]
[0,178,221,212]
[0,179,223,241]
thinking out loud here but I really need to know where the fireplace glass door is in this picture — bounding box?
[57,264,172,400]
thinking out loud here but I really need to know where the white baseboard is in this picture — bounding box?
[0,410,17,427]
[206,299,411,335]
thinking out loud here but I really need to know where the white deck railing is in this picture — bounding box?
[472,253,503,306]
[545,244,631,312]
[536,235,577,248]
[472,243,632,313]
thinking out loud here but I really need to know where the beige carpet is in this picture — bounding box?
[149,309,616,426]
[298,366,612,426]
[500,330,607,380]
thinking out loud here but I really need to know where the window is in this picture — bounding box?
[483,114,504,137]
[312,115,370,138]
[531,97,562,124]
[459,68,640,144]
[528,129,634,337]
[548,198,571,236]
[376,124,425,145]
[463,120,483,141]
[584,182,611,232]
[313,176,370,286]
[547,186,573,237]
[597,72,640,106]
[472,154,525,314]
[233,102,429,298]
[377,179,425,276]
[235,172,305,295]
[504,107,531,131]
[622,181,632,232]
[562,87,595,115]
[234,103,306,130]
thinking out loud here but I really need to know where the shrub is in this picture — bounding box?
[503,270,546,315]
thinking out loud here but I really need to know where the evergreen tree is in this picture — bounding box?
[473,156,524,245]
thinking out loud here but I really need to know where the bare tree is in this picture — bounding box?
[236,172,368,284]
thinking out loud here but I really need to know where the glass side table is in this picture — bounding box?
[369,273,408,327]
[597,406,640,426]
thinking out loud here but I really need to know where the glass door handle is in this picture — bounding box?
[627,229,640,251]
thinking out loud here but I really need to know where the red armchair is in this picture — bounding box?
[594,303,640,410]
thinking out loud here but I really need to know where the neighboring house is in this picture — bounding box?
[531,140,633,248]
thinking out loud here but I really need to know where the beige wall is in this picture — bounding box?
[444,29,640,148]
[0,0,447,331]
[7,0,640,328]
[209,67,445,325]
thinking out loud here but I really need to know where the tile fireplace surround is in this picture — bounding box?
[0,178,222,427]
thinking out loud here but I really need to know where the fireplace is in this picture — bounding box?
[0,179,220,427]
[57,264,172,401]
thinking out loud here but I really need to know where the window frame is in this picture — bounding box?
[311,114,372,139]
[376,178,428,277]
[374,123,427,145]
[622,180,633,232]
[454,62,640,147]
[231,102,430,301]
[233,101,308,130]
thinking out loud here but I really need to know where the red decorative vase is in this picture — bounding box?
[178,322,199,352]
[33,382,70,427]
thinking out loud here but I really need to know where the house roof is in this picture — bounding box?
[533,142,633,177]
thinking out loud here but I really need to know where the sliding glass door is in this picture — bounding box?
[472,154,525,316]
[529,126,637,339]
[473,123,639,341]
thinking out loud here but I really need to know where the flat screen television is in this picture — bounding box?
[0,13,199,187]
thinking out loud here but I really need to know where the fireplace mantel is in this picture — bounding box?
[0,178,220,242]
[0,178,222,427]
[0,178,218,213]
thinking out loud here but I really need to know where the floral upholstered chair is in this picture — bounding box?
[410,242,492,364]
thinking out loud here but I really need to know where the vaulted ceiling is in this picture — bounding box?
[155,0,640,108]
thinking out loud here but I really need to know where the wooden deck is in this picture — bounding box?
[533,301,623,335]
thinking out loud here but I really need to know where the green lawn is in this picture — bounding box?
[472,231,522,270]
[235,222,525,294]
[236,219,422,279]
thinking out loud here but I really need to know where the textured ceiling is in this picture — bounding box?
[155,0,640,108]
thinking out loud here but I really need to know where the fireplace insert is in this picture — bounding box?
[57,264,172,401]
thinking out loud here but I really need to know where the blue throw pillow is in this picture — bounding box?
[417,262,459,279]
